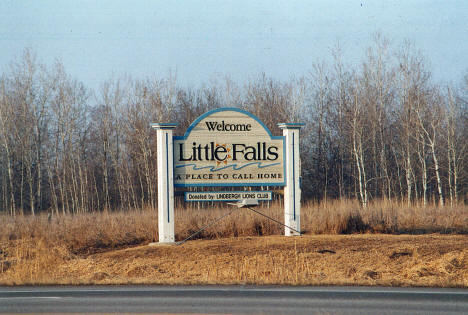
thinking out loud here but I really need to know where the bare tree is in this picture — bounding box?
[0,77,16,214]
[445,86,466,205]
[413,89,444,206]
[360,34,395,200]
[348,74,368,208]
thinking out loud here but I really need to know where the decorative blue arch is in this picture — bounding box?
[175,107,278,140]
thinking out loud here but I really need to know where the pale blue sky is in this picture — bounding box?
[1,1,467,90]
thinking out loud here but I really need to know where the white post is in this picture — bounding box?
[278,123,304,236]
[151,123,177,243]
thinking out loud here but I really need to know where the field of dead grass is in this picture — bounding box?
[1,235,467,287]
[0,200,467,286]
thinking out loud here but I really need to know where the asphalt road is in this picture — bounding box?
[0,285,467,314]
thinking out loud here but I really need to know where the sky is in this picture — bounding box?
[1,0,467,91]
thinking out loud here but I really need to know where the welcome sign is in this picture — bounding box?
[174,108,285,187]
[152,107,303,242]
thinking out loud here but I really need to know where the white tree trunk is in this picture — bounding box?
[430,141,444,206]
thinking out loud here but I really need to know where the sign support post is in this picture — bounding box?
[151,123,178,243]
[278,123,304,236]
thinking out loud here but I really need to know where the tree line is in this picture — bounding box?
[1,36,467,215]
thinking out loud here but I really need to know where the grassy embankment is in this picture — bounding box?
[0,200,467,286]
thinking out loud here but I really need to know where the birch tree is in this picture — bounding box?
[0,77,16,214]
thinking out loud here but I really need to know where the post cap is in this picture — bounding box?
[277,123,305,130]
[151,123,178,130]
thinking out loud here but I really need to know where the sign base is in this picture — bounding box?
[148,242,176,246]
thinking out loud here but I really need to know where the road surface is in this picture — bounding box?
[0,285,467,314]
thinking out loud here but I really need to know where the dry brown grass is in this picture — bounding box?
[1,235,466,287]
[0,200,467,286]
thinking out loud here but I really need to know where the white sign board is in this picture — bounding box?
[185,191,273,202]
[174,108,285,187]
